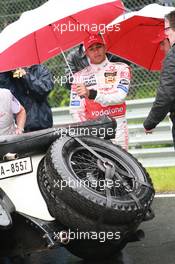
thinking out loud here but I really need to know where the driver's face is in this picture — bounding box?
[86,43,106,64]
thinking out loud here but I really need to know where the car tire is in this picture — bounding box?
[44,136,154,225]
[38,160,129,260]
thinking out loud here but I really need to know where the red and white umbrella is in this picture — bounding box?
[0,0,125,72]
[105,4,175,71]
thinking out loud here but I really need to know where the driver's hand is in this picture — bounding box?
[76,83,89,98]
[13,68,26,78]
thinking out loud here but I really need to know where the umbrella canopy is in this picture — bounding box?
[0,0,125,72]
[105,4,175,71]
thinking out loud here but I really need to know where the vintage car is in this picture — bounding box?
[0,117,155,262]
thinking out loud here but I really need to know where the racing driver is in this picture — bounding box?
[69,34,131,150]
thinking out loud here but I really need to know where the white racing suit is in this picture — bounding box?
[70,58,131,150]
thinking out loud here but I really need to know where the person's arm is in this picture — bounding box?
[25,65,54,96]
[14,65,54,100]
[143,47,175,130]
[11,94,26,134]
[15,105,26,135]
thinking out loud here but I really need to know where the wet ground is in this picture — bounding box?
[20,195,175,264]
[1,195,175,264]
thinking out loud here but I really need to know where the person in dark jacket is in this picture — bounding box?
[143,10,175,147]
[0,64,54,132]
[65,44,130,89]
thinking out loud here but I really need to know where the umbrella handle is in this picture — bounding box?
[61,48,73,77]
[61,48,84,98]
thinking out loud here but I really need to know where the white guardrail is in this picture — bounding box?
[52,98,175,168]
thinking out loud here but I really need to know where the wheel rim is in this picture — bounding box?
[65,145,143,201]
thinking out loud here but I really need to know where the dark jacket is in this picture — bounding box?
[144,44,175,130]
[0,64,54,132]
[65,44,130,89]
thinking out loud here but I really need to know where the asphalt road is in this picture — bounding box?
[12,195,175,264]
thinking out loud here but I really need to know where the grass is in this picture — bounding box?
[146,167,175,193]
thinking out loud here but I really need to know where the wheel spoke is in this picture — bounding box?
[68,146,141,199]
